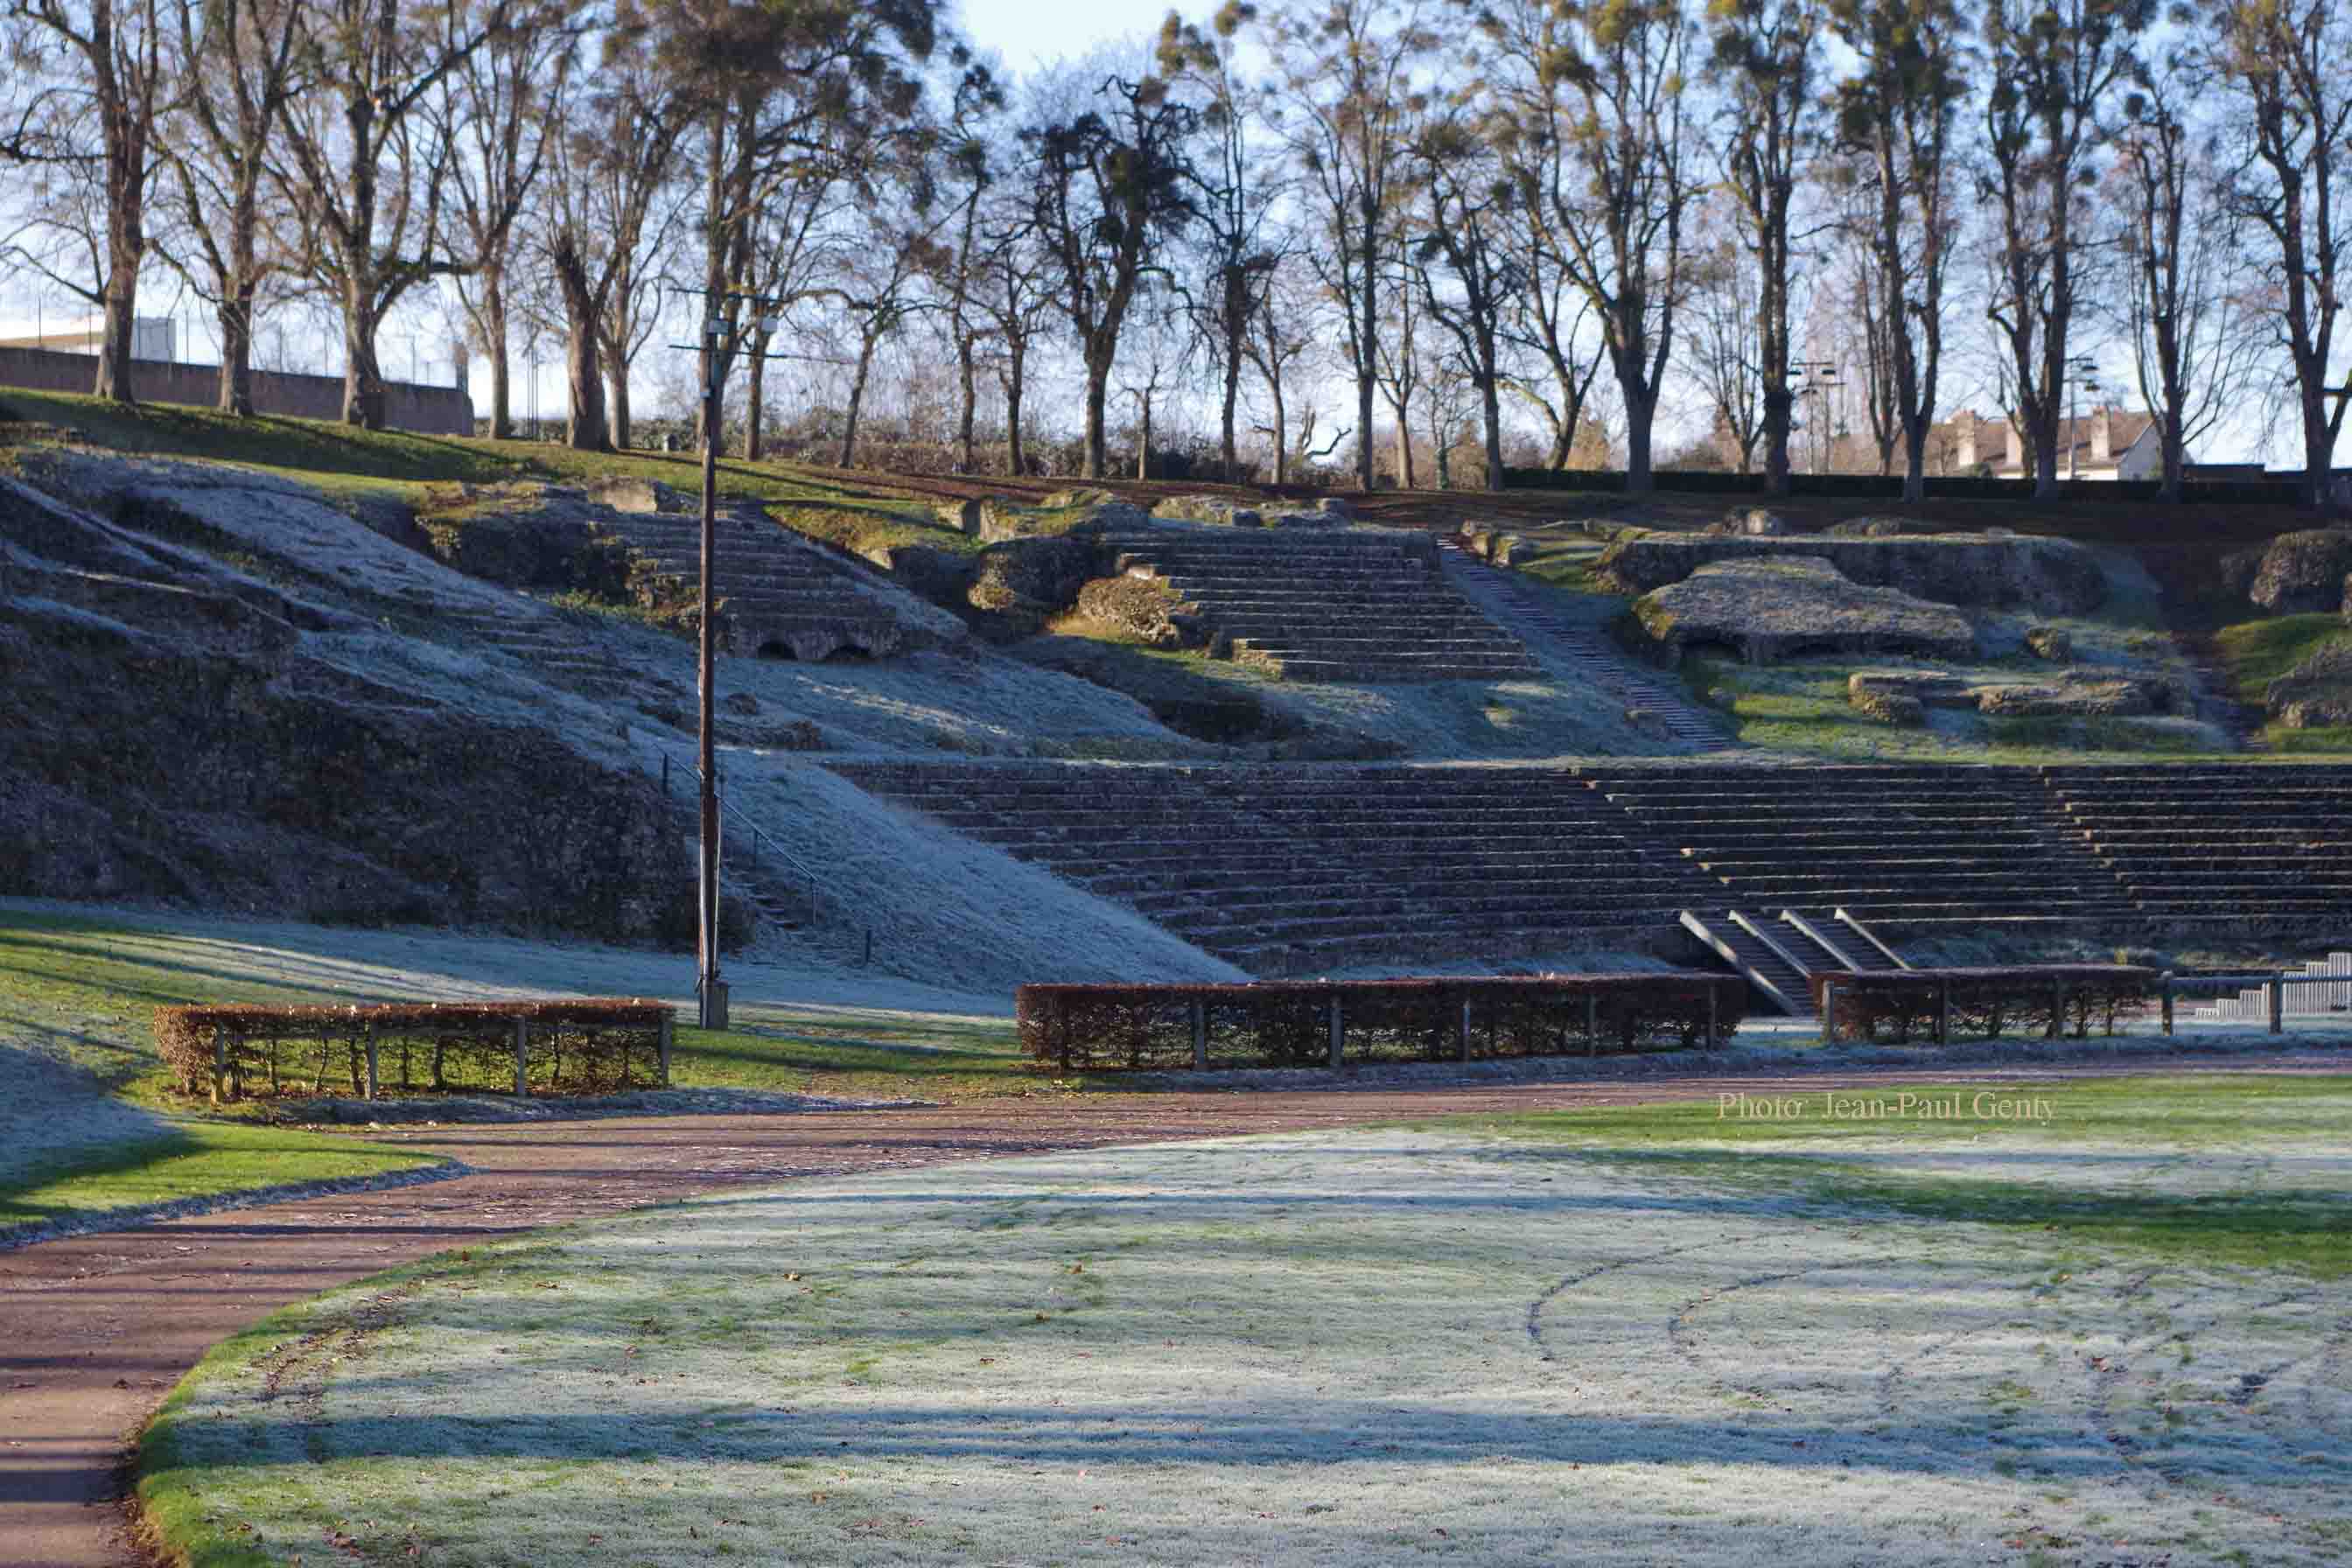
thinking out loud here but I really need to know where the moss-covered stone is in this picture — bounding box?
[1628,558,1978,666]
[1595,532,2107,613]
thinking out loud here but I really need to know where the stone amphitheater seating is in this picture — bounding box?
[2041,766,2352,924]
[598,500,956,662]
[1580,766,2137,942]
[1099,522,1538,682]
[826,760,1719,973]
[826,760,2352,978]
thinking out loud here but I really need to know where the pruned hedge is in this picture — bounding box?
[155,999,676,1102]
[1015,974,1746,1073]
[1501,466,2307,507]
[1809,966,2157,1044]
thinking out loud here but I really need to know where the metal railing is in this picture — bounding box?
[645,735,816,893]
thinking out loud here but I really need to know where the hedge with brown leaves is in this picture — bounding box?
[1807,966,2157,1044]
[154,999,675,1101]
[1016,974,1746,1073]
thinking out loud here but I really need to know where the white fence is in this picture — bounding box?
[2189,952,2352,1024]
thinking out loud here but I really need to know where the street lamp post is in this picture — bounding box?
[1786,359,1839,475]
[677,291,783,1030]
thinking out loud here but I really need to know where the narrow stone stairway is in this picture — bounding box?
[1437,540,1736,750]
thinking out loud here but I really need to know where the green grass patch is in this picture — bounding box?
[2213,613,2352,699]
[1443,1074,2352,1277]
[671,1010,1042,1102]
[0,1121,444,1233]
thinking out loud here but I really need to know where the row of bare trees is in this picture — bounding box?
[1,0,2346,505]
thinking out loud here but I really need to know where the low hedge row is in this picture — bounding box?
[1501,466,2306,506]
[155,999,676,1102]
[1809,966,2157,1044]
[1015,974,1747,1073]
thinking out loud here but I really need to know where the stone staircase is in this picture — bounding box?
[2040,765,2352,927]
[825,760,1719,973]
[597,497,957,662]
[1099,522,1539,683]
[1436,538,1736,750]
[1579,766,2138,942]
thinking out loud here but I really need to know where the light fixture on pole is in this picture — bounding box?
[1787,359,1839,475]
[2065,355,2102,482]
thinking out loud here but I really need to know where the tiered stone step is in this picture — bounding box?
[1580,766,2139,939]
[2040,766,2352,924]
[597,502,952,662]
[826,760,1720,973]
[1101,524,1537,683]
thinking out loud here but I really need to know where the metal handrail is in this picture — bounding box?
[644,735,816,889]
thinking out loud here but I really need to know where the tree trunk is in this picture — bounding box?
[1220,326,1242,480]
[1481,374,1504,493]
[342,287,387,430]
[564,323,606,451]
[1004,342,1027,477]
[839,332,877,469]
[746,334,767,462]
[481,265,513,440]
[1356,208,1377,490]
[609,367,632,451]
[957,335,977,473]
[217,286,257,417]
[2159,408,2185,504]
[1903,415,1929,504]
[1136,394,1151,480]
[1082,343,1111,480]
[1269,381,1288,486]
[551,233,607,452]
[1393,409,1416,490]
[94,242,142,404]
[1622,379,1656,498]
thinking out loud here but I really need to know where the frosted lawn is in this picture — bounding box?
[147,1124,2351,1566]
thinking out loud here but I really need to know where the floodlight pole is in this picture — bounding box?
[696,316,726,1027]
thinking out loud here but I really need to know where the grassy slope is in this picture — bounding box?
[0,909,1032,1228]
[1447,1073,2352,1277]
[2214,612,2352,753]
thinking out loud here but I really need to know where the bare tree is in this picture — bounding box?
[1264,0,1433,489]
[1479,0,1697,495]
[1830,0,1970,501]
[1680,224,1765,472]
[440,8,574,438]
[825,218,951,468]
[154,0,304,415]
[1373,240,1422,486]
[1159,2,1278,480]
[2213,0,2352,512]
[1710,0,1825,495]
[1024,66,1199,479]
[2113,52,2269,500]
[1980,0,2150,499]
[1242,250,1328,483]
[4,0,166,401]
[271,0,529,428]
[1499,223,1605,472]
[971,192,1055,475]
[1411,110,1520,492]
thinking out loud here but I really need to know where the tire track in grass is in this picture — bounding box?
[1522,1231,1755,1364]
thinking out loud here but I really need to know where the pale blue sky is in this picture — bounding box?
[956,0,1187,71]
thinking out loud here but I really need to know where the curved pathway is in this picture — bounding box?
[0,1053,2335,1568]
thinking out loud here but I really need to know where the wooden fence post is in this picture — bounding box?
[1459,996,1472,1062]
[2046,979,2063,1040]
[2160,972,2174,1037]
[2268,976,2285,1034]
[1190,1001,1206,1069]
[1822,982,1836,1043]
[514,1019,529,1096]
[1704,984,1718,1050]
[364,1023,380,1101]
[1936,979,1950,1046]
[1327,992,1343,1070]
[211,1026,228,1106]
[658,1013,674,1086]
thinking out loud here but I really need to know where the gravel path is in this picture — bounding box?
[0,1052,2336,1568]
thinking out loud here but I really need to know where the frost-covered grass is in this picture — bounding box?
[141,1074,2352,1567]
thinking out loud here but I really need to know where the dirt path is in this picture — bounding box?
[1,1053,2337,1568]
